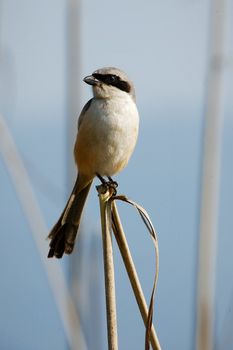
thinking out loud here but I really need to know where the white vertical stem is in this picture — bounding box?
[66,2,87,349]
[66,0,81,187]
[196,1,226,349]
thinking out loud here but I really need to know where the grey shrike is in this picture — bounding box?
[48,67,139,258]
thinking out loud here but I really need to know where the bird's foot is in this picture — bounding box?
[96,174,118,196]
[107,176,118,196]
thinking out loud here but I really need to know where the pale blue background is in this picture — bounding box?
[0,0,233,349]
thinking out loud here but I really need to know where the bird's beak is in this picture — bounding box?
[83,75,100,86]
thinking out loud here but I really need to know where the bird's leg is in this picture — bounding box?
[107,176,118,188]
[107,176,118,195]
[96,174,118,195]
[96,173,108,185]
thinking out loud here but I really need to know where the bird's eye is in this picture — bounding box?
[108,75,117,83]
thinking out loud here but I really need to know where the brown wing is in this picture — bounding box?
[78,98,93,129]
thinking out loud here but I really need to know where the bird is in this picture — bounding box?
[48,67,139,258]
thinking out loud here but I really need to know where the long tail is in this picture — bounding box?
[48,176,93,258]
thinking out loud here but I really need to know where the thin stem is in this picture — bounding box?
[98,185,118,350]
[111,201,161,350]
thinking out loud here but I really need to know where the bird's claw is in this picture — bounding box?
[96,174,118,196]
[107,181,118,196]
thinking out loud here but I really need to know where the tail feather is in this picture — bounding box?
[48,223,77,258]
[48,177,93,258]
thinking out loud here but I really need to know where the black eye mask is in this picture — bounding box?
[92,73,131,93]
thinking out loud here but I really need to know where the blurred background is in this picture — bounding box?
[0,0,233,349]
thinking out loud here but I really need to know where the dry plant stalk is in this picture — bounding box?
[97,185,160,350]
[111,198,160,350]
[97,185,118,350]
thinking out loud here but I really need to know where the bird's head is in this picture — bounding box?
[83,67,136,101]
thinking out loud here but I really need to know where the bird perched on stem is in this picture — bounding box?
[48,67,139,258]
